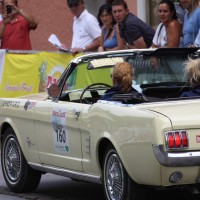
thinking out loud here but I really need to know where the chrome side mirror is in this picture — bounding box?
[47,84,59,100]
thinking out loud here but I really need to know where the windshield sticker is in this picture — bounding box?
[90,57,124,68]
[24,100,37,110]
[51,108,69,153]
[3,100,20,108]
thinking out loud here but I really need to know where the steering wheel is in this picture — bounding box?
[80,83,111,103]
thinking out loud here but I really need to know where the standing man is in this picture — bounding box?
[111,0,155,49]
[0,0,3,21]
[174,0,185,25]
[67,0,101,55]
[0,0,38,50]
[0,0,3,47]
[180,0,200,47]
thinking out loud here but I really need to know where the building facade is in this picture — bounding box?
[18,0,136,51]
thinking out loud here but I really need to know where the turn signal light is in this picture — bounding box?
[165,131,188,150]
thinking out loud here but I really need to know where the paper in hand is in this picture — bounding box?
[48,34,71,52]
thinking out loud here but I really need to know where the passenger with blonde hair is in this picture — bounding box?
[100,61,138,101]
[181,58,200,97]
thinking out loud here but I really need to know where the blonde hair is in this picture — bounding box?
[112,62,134,93]
[184,58,200,87]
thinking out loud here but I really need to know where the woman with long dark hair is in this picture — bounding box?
[97,3,125,51]
[151,0,182,48]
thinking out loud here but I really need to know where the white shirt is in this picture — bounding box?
[152,23,167,47]
[71,9,101,49]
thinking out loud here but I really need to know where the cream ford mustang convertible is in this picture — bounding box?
[1,48,200,200]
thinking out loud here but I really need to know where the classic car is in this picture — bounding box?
[1,48,200,200]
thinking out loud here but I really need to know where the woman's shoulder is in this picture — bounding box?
[168,19,181,29]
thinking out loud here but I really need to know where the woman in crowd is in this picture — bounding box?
[151,0,182,48]
[180,58,200,97]
[100,62,139,101]
[97,3,125,52]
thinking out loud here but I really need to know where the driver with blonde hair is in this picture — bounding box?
[100,61,138,101]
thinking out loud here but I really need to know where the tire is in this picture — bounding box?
[103,145,146,200]
[1,127,41,193]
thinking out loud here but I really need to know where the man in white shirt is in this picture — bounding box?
[67,0,101,55]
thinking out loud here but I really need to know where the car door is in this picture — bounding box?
[34,100,84,171]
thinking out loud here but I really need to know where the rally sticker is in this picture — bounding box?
[196,135,200,143]
[51,108,69,153]
[24,100,37,110]
[3,100,20,108]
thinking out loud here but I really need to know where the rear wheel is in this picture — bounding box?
[1,127,41,192]
[103,145,146,200]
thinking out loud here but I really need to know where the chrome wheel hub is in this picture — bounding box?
[4,138,21,182]
[106,153,124,200]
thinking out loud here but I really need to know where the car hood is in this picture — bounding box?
[140,99,200,129]
[17,92,48,101]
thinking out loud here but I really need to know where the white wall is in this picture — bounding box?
[84,0,104,17]
[137,0,150,23]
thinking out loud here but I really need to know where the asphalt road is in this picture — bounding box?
[0,171,106,200]
[0,153,106,200]
[0,171,199,200]
[0,151,200,200]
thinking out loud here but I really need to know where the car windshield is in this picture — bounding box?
[59,48,199,103]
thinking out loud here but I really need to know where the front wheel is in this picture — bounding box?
[1,127,41,192]
[103,145,146,200]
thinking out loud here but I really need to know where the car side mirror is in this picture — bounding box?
[47,84,59,100]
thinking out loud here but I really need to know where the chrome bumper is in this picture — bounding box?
[153,145,200,167]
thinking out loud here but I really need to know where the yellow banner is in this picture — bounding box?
[0,51,76,97]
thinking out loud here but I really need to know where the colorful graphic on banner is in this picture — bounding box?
[0,52,75,97]
[40,52,74,91]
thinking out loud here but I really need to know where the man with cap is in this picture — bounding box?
[67,0,101,55]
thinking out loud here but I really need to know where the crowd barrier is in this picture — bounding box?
[0,50,80,98]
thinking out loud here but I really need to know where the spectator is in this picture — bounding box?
[0,0,2,47]
[174,0,185,25]
[0,0,38,50]
[194,29,200,47]
[180,0,200,47]
[180,58,200,97]
[67,0,101,55]
[100,62,139,101]
[151,0,182,48]
[97,3,125,52]
[111,0,155,49]
[0,0,3,21]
